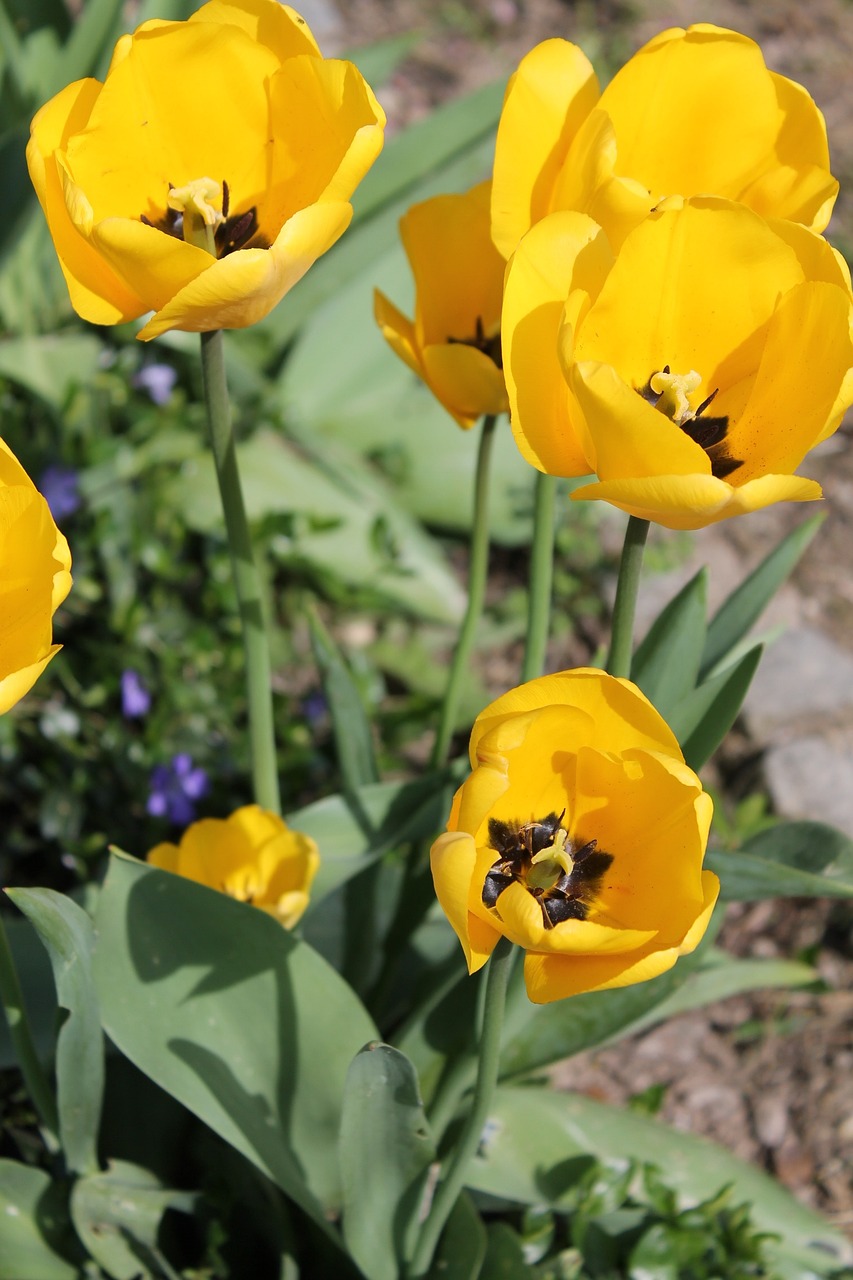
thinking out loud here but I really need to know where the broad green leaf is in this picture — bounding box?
[429,1192,487,1280]
[479,1222,532,1279]
[707,820,853,901]
[0,1161,77,1280]
[170,429,466,622]
[308,608,379,794]
[0,913,56,1070]
[468,1088,851,1277]
[60,0,124,88]
[292,772,455,906]
[93,852,378,1230]
[631,569,707,718]
[339,1043,435,1280]
[6,889,103,1176]
[669,645,763,769]
[701,514,823,678]
[0,333,101,409]
[344,33,419,85]
[70,1160,197,1280]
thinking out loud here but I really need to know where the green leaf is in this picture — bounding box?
[479,1222,532,1279]
[468,1088,851,1276]
[0,1161,77,1280]
[291,772,455,907]
[339,1043,435,1280]
[701,514,823,678]
[497,916,723,1080]
[0,333,101,409]
[343,33,419,86]
[429,1192,487,1280]
[70,1160,197,1280]
[6,889,103,1176]
[308,608,379,795]
[631,569,707,719]
[170,429,465,622]
[707,820,853,901]
[0,913,56,1070]
[623,949,817,1034]
[669,644,763,769]
[93,852,378,1231]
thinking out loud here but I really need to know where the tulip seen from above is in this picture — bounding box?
[503,197,853,529]
[27,0,386,339]
[431,669,719,1003]
[491,23,838,258]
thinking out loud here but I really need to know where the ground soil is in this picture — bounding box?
[334,0,853,1242]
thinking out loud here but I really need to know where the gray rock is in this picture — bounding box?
[744,627,853,740]
[763,733,853,839]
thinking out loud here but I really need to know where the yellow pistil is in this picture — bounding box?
[650,367,701,425]
[167,177,224,254]
[528,827,573,890]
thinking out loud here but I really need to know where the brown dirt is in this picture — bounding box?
[335,0,853,1240]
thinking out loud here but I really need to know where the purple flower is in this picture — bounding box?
[134,363,178,406]
[147,753,209,826]
[39,465,81,521]
[121,669,151,719]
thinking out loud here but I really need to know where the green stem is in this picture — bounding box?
[606,516,650,679]
[408,936,514,1278]
[200,331,281,814]
[0,913,59,1141]
[522,471,557,683]
[430,414,498,769]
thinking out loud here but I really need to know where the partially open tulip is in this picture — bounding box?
[147,804,319,929]
[374,181,508,428]
[1,440,72,714]
[492,24,837,257]
[430,670,718,1002]
[27,0,385,340]
[503,197,853,529]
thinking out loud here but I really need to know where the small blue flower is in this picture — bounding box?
[147,753,209,826]
[134,363,178,406]
[121,669,151,719]
[39,465,81,521]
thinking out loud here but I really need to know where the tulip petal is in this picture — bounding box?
[523,939,682,1003]
[138,200,352,338]
[190,0,321,59]
[469,669,682,765]
[422,345,508,420]
[571,472,822,530]
[727,281,853,482]
[90,217,213,314]
[0,648,61,717]
[568,360,708,480]
[27,81,145,324]
[430,832,501,973]
[492,879,657,955]
[491,38,600,257]
[64,22,278,225]
[503,211,608,476]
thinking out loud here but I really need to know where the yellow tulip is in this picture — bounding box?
[147,804,320,929]
[430,669,718,1002]
[0,441,72,715]
[374,181,508,428]
[492,24,837,257]
[27,0,385,340]
[503,197,853,529]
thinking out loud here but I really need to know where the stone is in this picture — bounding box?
[743,627,853,740]
[763,732,853,838]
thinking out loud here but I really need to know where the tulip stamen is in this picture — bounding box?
[447,315,503,369]
[140,178,269,259]
[482,813,612,929]
[640,365,743,479]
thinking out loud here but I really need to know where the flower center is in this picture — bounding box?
[140,178,268,259]
[639,364,742,479]
[482,811,613,929]
[447,315,503,369]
